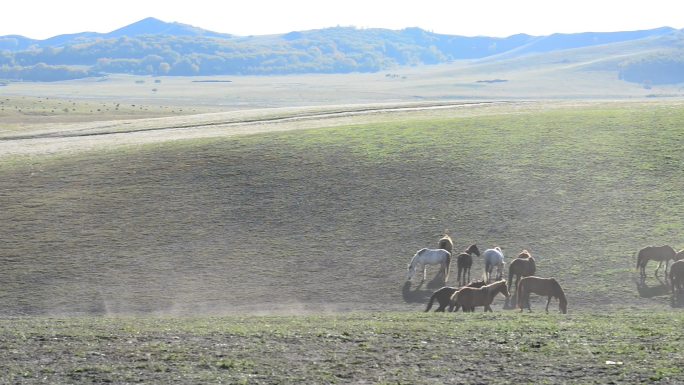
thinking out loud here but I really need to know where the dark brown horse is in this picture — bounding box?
[517,276,567,314]
[508,250,536,295]
[450,280,510,312]
[636,245,676,278]
[669,260,684,295]
[424,280,486,312]
[456,244,481,286]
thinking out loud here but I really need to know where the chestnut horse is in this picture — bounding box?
[508,250,536,295]
[450,279,510,312]
[456,244,481,286]
[424,280,486,312]
[636,245,676,278]
[517,276,567,314]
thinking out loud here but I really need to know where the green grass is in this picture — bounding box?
[1,102,683,317]
[0,311,681,384]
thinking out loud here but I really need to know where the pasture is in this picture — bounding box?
[0,88,683,383]
[0,312,681,384]
[1,100,683,314]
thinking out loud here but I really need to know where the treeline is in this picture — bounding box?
[0,63,95,81]
[0,28,465,81]
[618,51,684,85]
[1,25,683,82]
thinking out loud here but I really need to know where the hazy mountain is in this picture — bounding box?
[0,17,230,51]
[0,18,681,82]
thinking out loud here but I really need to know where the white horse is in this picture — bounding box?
[482,247,505,283]
[407,248,452,284]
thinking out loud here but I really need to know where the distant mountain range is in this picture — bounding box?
[0,17,233,51]
[1,17,682,83]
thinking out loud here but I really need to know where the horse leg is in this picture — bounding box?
[484,304,492,312]
[664,260,669,277]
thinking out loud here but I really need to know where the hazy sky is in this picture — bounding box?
[2,0,682,39]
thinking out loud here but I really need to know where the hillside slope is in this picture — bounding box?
[1,102,682,315]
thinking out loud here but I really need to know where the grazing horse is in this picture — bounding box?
[407,248,451,284]
[636,245,676,278]
[456,244,481,286]
[482,247,505,283]
[517,276,567,314]
[437,232,454,254]
[450,280,510,312]
[424,280,486,312]
[670,260,684,295]
[508,250,537,295]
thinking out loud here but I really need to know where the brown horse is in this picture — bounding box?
[669,260,684,295]
[508,250,536,295]
[517,276,567,314]
[437,232,454,254]
[456,244,481,286]
[450,280,510,312]
[424,280,486,312]
[636,245,676,278]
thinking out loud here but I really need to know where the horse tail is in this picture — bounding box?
[425,290,439,312]
[444,252,452,282]
[507,263,514,287]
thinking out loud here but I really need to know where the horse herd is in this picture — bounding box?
[636,245,684,295]
[407,233,684,314]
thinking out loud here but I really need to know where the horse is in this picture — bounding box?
[508,250,536,295]
[407,248,452,284]
[450,280,510,312]
[437,232,454,254]
[669,260,684,295]
[424,280,486,312]
[636,245,676,278]
[516,250,532,259]
[482,247,505,283]
[517,276,567,314]
[456,244,481,286]
[676,249,684,262]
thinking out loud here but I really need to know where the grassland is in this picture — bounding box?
[1,311,681,384]
[1,100,683,316]
[1,76,683,384]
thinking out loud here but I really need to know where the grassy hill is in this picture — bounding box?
[1,18,680,80]
[1,101,682,316]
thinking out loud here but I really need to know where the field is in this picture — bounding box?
[1,312,681,384]
[0,70,683,383]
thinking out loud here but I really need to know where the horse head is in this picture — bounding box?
[406,249,425,281]
[498,280,511,298]
[467,244,481,257]
[406,263,416,281]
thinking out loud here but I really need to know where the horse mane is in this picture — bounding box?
[409,248,428,267]
[550,278,566,301]
[549,278,568,313]
[517,250,532,259]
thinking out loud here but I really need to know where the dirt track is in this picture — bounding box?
[0,101,515,158]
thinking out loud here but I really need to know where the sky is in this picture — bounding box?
[1,0,682,40]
